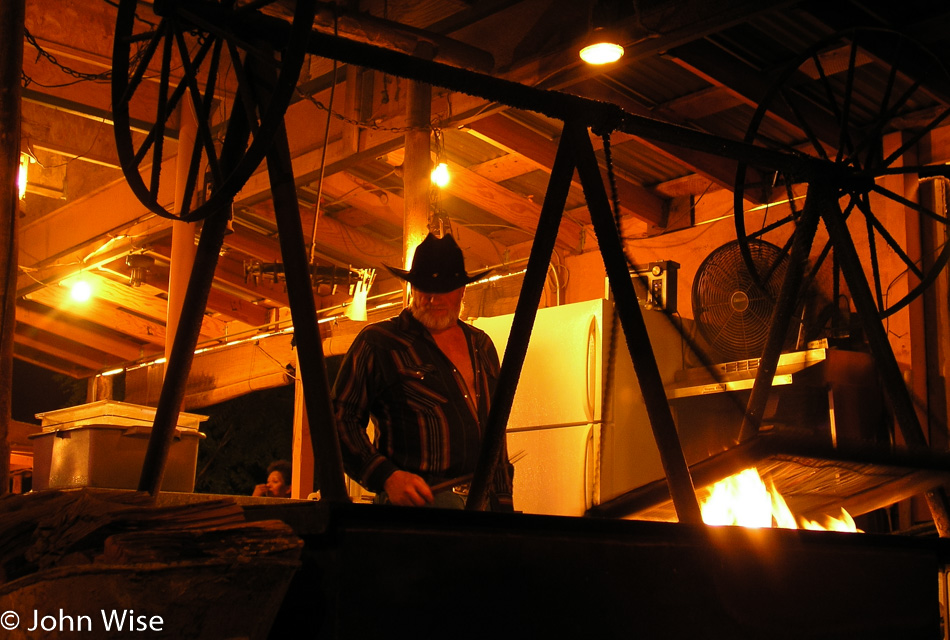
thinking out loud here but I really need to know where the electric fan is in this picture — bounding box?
[691,239,788,362]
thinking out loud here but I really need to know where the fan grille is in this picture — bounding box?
[692,240,787,362]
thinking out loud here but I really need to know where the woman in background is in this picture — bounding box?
[252,460,292,498]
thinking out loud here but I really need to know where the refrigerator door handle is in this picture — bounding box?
[585,316,598,422]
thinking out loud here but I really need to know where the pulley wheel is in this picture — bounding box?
[112,0,316,221]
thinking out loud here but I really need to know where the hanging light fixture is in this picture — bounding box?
[344,268,376,322]
[580,29,625,65]
[126,254,155,287]
[579,0,626,65]
[431,162,450,188]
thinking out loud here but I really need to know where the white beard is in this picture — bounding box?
[410,296,461,332]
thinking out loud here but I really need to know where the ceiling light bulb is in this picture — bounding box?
[70,279,93,303]
[580,40,624,65]
[431,162,450,187]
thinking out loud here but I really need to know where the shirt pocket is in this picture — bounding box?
[398,365,448,412]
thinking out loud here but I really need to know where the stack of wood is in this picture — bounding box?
[0,489,304,639]
[0,488,301,581]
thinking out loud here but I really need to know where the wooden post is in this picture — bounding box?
[342,65,361,156]
[0,0,26,496]
[291,353,314,499]
[402,80,431,288]
[166,101,199,366]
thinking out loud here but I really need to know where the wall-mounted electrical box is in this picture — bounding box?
[630,261,679,313]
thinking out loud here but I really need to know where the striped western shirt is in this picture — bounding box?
[333,309,513,504]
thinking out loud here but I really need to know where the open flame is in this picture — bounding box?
[700,467,861,532]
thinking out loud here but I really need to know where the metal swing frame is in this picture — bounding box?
[125,4,950,534]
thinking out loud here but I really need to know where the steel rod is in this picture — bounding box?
[819,192,950,537]
[139,206,231,495]
[139,85,251,494]
[569,125,703,525]
[466,121,577,511]
[301,31,823,179]
[266,121,348,503]
[737,182,824,442]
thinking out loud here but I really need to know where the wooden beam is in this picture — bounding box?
[102,258,274,328]
[16,216,173,296]
[467,114,667,227]
[15,303,144,361]
[14,343,91,378]
[21,101,123,168]
[75,271,231,340]
[15,324,121,372]
[233,200,403,269]
[571,77,743,197]
[18,158,177,269]
[1,0,26,494]
[669,39,840,143]
[263,1,496,71]
[315,171,502,266]
[385,148,584,254]
[24,284,168,348]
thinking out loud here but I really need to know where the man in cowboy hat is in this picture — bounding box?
[333,233,513,510]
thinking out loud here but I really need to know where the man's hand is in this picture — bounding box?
[383,470,434,506]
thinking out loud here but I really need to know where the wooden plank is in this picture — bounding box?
[16,217,173,297]
[232,196,405,269]
[21,102,123,168]
[467,114,666,227]
[18,160,177,268]
[467,151,540,182]
[75,272,230,340]
[14,326,119,371]
[101,259,273,328]
[385,148,583,253]
[24,285,167,348]
[13,343,91,378]
[315,171,501,267]
[15,304,143,361]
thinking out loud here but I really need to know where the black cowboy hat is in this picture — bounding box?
[385,233,491,293]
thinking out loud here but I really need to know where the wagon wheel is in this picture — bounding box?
[734,28,950,319]
[112,0,316,222]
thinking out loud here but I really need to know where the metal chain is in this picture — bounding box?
[602,132,625,233]
[599,131,625,512]
[24,27,113,82]
[296,87,426,134]
[22,24,148,89]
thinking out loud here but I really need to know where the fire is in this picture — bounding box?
[699,467,861,532]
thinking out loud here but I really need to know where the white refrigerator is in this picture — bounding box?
[474,298,685,516]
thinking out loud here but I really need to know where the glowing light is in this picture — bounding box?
[18,153,29,200]
[700,467,861,532]
[70,279,93,303]
[579,41,624,65]
[431,162,450,187]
